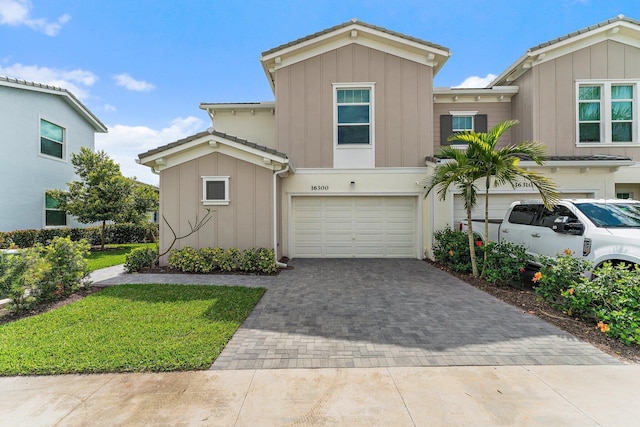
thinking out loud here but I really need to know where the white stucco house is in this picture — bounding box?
[0,76,107,232]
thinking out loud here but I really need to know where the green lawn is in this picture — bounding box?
[86,243,156,272]
[0,284,265,375]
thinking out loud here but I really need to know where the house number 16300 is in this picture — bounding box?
[311,185,329,191]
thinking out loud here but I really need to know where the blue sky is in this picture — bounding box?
[1,0,638,184]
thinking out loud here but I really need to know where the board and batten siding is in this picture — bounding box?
[511,40,640,158]
[158,152,273,262]
[275,43,434,168]
[433,102,513,149]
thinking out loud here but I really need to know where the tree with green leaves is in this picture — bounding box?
[426,120,559,278]
[51,147,157,250]
[448,120,559,276]
[425,145,483,277]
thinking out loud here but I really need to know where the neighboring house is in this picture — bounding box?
[139,15,640,264]
[0,76,107,232]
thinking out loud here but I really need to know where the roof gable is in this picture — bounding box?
[492,15,640,86]
[0,76,107,133]
[138,129,290,173]
[260,19,450,92]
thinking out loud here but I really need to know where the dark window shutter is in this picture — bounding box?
[206,181,226,200]
[440,115,453,145]
[475,114,488,133]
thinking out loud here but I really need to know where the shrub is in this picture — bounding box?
[125,246,158,273]
[257,248,278,274]
[7,229,39,248]
[480,241,530,285]
[432,228,478,274]
[40,237,90,296]
[239,248,260,272]
[220,248,240,272]
[168,246,199,273]
[200,247,223,271]
[561,262,640,345]
[0,248,51,311]
[534,251,592,308]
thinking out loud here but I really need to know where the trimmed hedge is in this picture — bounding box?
[0,223,158,249]
[165,246,278,275]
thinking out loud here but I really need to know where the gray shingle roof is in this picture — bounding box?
[138,129,288,160]
[529,15,640,52]
[0,75,107,132]
[261,19,449,57]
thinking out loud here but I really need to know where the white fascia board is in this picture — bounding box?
[433,86,519,102]
[199,102,275,111]
[492,22,640,86]
[261,23,450,86]
[139,135,288,171]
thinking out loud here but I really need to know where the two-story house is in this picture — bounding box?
[138,15,640,264]
[0,76,107,232]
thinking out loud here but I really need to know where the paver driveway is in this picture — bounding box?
[208,259,618,369]
[94,259,619,369]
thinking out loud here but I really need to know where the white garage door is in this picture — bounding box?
[453,192,594,227]
[292,196,417,258]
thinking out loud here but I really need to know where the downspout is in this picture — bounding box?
[273,162,290,268]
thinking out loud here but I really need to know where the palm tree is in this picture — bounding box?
[425,146,483,277]
[448,120,559,276]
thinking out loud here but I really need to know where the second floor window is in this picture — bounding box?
[336,88,371,144]
[452,115,473,132]
[577,82,636,144]
[40,119,65,159]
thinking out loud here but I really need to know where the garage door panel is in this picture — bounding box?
[292,196,417,258]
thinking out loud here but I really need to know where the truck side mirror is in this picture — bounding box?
[553,216,584,235]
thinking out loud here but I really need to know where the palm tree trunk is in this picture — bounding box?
[481,173,491,278]
[465,189,479,277]
[101,220,106,251]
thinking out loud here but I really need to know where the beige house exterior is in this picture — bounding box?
[139,16,640,264]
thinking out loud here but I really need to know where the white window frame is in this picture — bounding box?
[202,176,230,205]
[449,111,478,133]
[44,191,68,228]
[39,117,66,161]
[576,80,638,146]
[333,83,375,148]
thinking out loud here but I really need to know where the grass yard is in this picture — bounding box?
[86,243,156,272]
[0,284,265,375]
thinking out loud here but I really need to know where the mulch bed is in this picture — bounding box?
[425,259,640,364]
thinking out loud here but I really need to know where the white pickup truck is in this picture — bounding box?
[460,199,640,268]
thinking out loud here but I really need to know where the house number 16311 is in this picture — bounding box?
[311,185,329,191]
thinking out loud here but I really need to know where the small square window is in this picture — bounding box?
[45,192,67,227]
[40,119,65,159]
[452,116,473,132]
[202,176,230,205]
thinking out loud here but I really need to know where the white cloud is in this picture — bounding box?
[454,74,497,88]
[103,104,117,112]
[0,0,70,36]
[113,73,155,92]
[0,63,97,99]
[95,116,204,185]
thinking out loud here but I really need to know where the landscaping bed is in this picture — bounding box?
[426,259,640,364]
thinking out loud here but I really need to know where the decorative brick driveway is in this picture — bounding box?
[207,259,619,369]
[94,259,619,369]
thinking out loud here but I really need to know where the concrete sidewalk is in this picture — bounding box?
[3,262,627,426]
[1,365,638,426]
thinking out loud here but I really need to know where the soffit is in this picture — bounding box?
[260,19,450,93]
[491,15,640,86]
